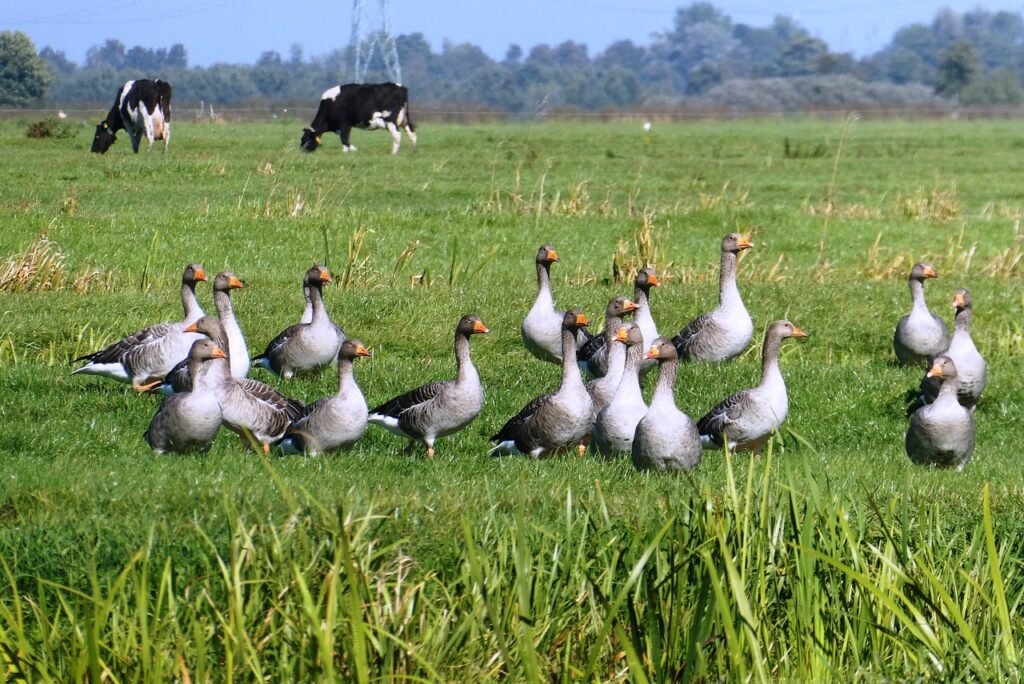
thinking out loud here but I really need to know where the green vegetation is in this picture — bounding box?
[1,117,1023,679]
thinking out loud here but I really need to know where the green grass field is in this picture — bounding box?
[2,115,1024,680]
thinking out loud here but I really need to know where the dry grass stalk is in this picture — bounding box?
[983,217,1024,278]
[0,234,67,292]
[896,183,960,222]
[611,211,667,284]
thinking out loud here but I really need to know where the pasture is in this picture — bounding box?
[1,115,1024,680]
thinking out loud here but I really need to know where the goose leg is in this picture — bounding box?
[133,381,161,392]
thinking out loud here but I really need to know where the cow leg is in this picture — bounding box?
[386,121,401,154]
[404,124,418,148]
[130,128,143,153]
[163,121,171,154]
[340,126,357,152]
[399,106,418,148]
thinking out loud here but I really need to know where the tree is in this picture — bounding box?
[86,39,126,69]
[935,41,979,97]
[0,32,51,105]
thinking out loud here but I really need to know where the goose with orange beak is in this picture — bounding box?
[282,339,372,455]
[894,261,949,367]
[697,320,808,453]
[369,315,489,458]
[520,245,592,364]
[72,263,208,390]
[632,337,701,471]
[255,265,345,378]
[144,339,225,454]
[492,309,593,457]
[672,233,754,363]
[907,356,975,470]
[921,288,986,409]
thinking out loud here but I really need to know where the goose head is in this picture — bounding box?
[214,271,245,292]
[722,233,753,254]
[953,288,972,312]
[607,296,639,319]
[645,336,678,362]
[183,264,208,285]
[635,267,660,290]
[910,262,938,282]
[613,322,644,347]
[457,314,490,336]
[562,308,589,332]
[536,245,559,265]
[927,355,959,383]
[339,338,371,360]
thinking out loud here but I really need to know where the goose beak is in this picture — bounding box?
[647,274,660,287]
[622,299,639,313]
[645,345,660,359]
[211,346,228,359]
[194,268,208,282]
[355,344,372,357]
[953,292,965,308]
[473,320,490,334]
[575,313,589,327]
[614,327,629,343]
[738,237,753,250]
[927,362,943,378]
[228,276,245,289]
[547,249,560,263]
[319,268,332,283]
[790,326,809,338]
[923,266,938,279]
[184,322,199,333]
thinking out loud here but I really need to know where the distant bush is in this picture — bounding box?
[26,116,78,139]
[694,75,949,112]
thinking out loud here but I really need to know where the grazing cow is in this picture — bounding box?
[92,79,172,154]
[300,83,417,155]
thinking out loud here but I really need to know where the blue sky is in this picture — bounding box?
[8,1,1024,67]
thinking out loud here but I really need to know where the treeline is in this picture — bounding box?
[24,3,1024,110]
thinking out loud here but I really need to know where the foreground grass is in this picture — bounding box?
[1,116,1023,678]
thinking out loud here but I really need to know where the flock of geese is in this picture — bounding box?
[69,233,985,471]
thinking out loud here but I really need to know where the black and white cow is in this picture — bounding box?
[92,79,172,154]
[300,83,417,155]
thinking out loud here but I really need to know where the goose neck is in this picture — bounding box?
[651,359,678,405]
[308,283,328,324]
[535,262,554,304]
[909,279,929,314]
[454,332,478,384]
[558,327,584,392]
[214,289,235,321]
[181,281,204,323]
[954,307,972,332]
[337,357,356,394]
[719,251,742,307]
[760,333,784,387]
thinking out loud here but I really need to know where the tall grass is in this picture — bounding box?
[0,455,1019,680]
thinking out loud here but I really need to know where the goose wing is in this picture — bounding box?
[696,389,750,446]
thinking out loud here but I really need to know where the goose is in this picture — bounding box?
[577,295,638,377]
[178,316,304,452]
[490,309,593,457]
[143,339,225,454]
[72,263,208,389]
[520,245,591,364]
[893,262,949,367]
[591,323,647,456]
[907,356,975,470]
[585,321,636,420]
[632,337,702,472]
[921,288,986,409]
[255,265,345,378]
[280,339,371,455]
[672,233,753,362]
[150,272,250,394]
[368,314,488,458]
[697,320,808,453]
[299,284,313,325]
[632,268,661,372]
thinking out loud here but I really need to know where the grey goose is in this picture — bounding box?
[921,288,986,409]
[893,261,949,367]
[591,323,647,456]
[672,233,754,362]
[72,263,208,390]
[144,339,225,454]
[697,320,808,453]
[520,245,591,364]
[632,338,702,472]
[491,309,593,457]
[149,271,249,394]
[585,321,636,421]
[369,314,489,458]
[632,268,662,373]
[281,339,371,455]
[907,356,975,470]
[255,265,345,378]
[577,295,638,377]
[179,316,304,452]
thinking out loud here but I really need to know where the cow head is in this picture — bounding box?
[91,122,116,153]
[300,128,322,152]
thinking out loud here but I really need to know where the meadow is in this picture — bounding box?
[1,114,1024,680]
